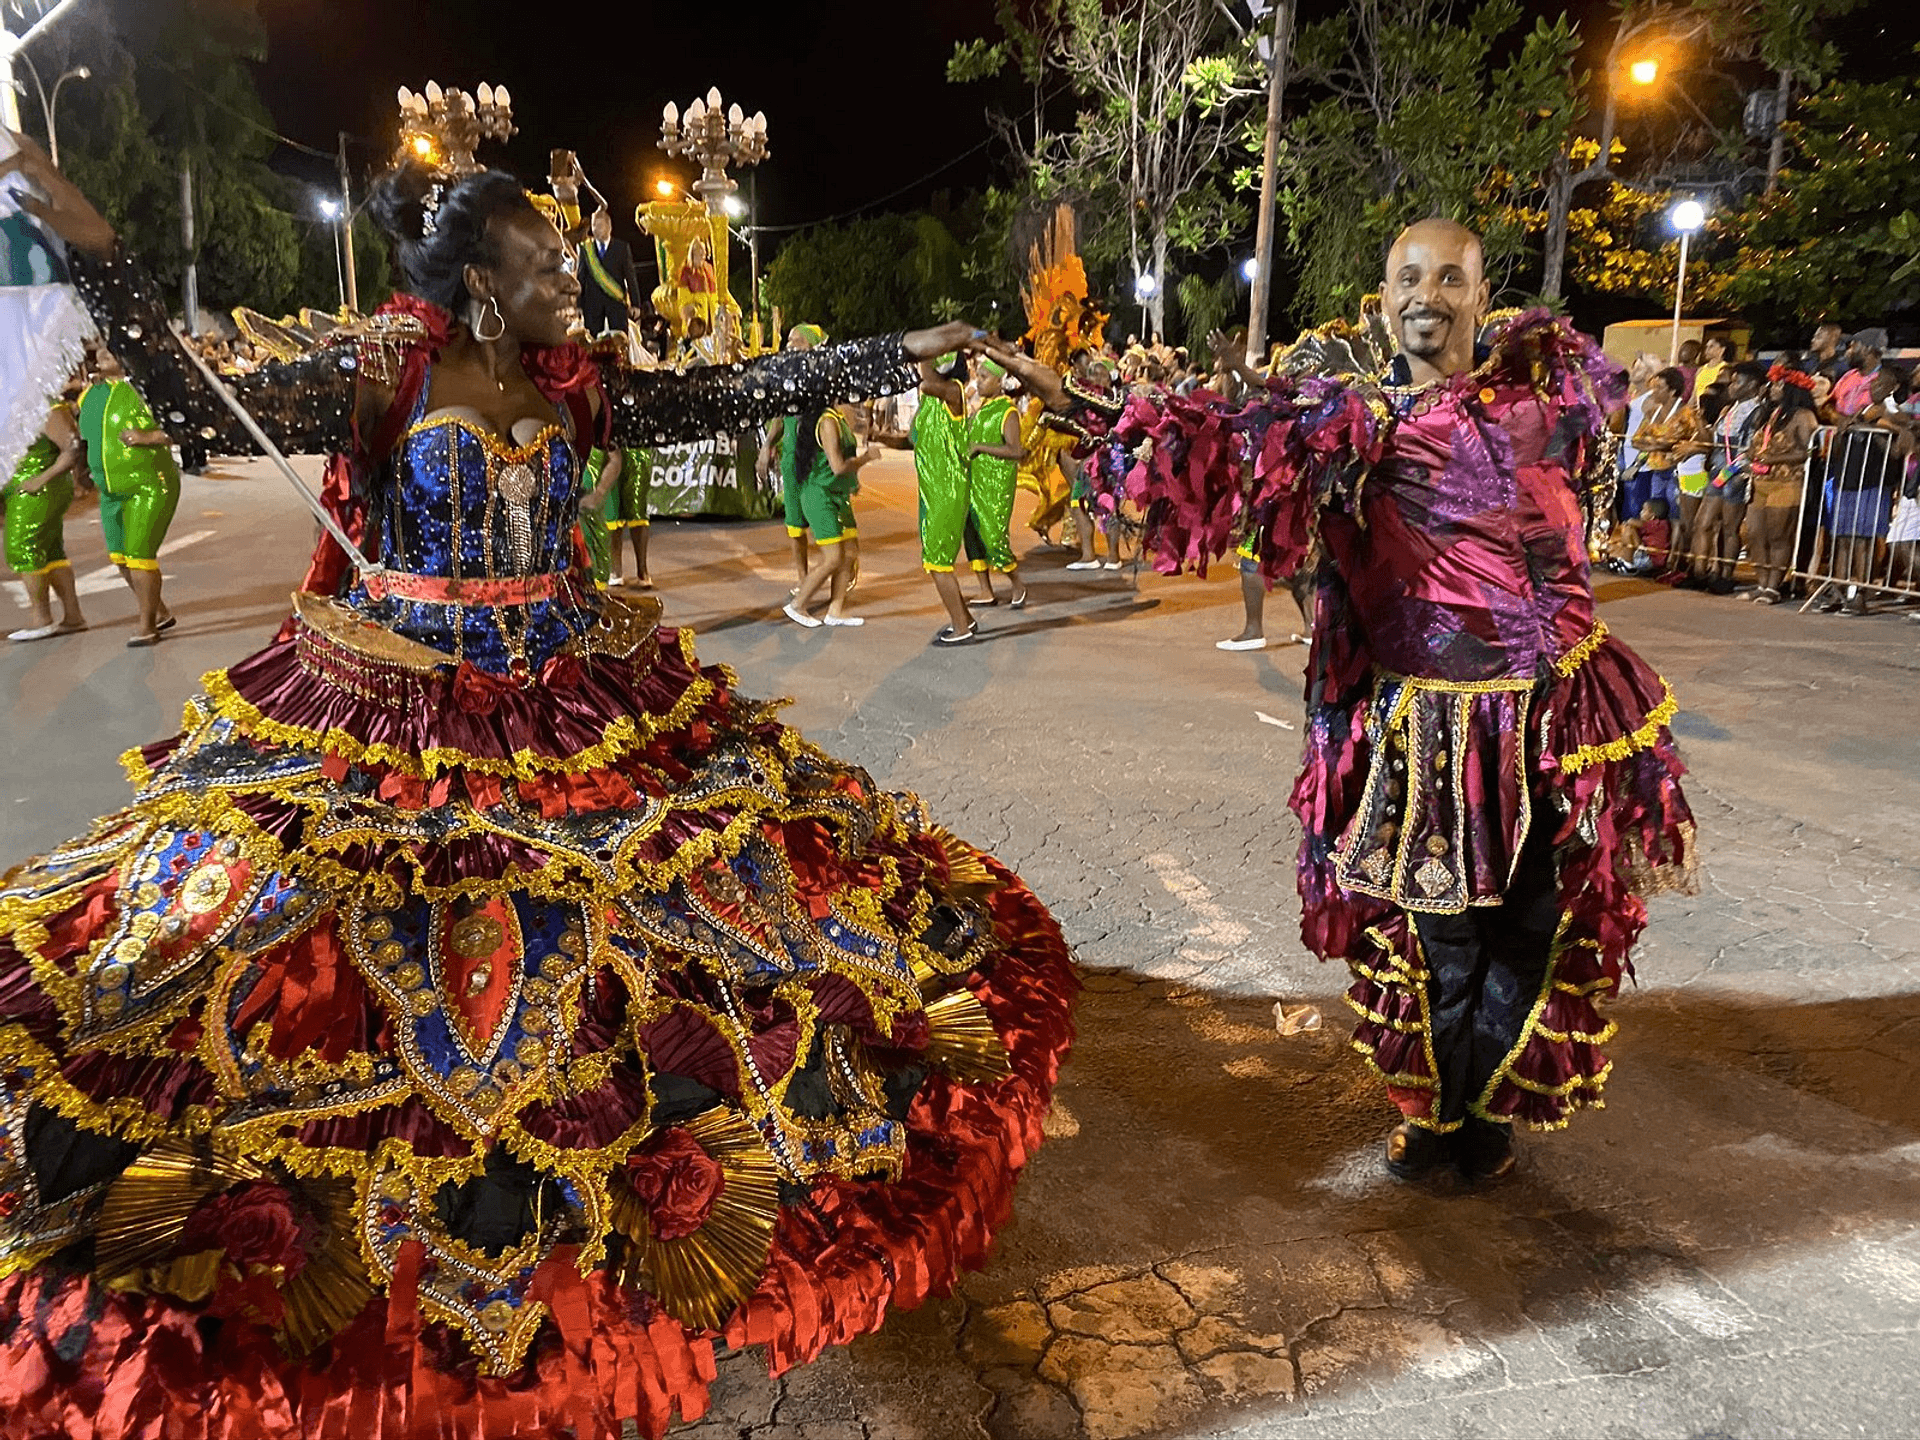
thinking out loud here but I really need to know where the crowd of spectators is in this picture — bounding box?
[1604,324,1915,617]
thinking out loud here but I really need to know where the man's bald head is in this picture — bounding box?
[1386,218,1484,278]
[1384,217,1490,383]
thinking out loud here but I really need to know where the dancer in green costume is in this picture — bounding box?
[577,446,619,584]
[912,355,979,642]
[4,400,88,641]
[964,358,1027,607]
[578,444,655,586]
[758,323,830,593]
[592,443,654,588]
[782,403,874,627]
[77,351,179,646]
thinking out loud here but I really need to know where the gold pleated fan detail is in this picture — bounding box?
[95,1138,272,1283]
[95,1140,374,1353]
[278,1176,378,1354]
[610,1107,780,1332]
[923,987,1013,1083]
[929,828,1001,902]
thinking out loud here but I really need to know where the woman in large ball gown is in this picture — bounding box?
[0,139,1076,1439]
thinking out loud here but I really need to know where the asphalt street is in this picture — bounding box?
[3,454,1916,1440]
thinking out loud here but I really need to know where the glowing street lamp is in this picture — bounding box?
[1240,257,1259,282]
[317,196,348,309]
[1629,59,1659,86]
[1667,197,1706,363]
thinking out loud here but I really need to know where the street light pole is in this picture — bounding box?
[1245,0,1293,363]
[45,63,86,165]
[1667,198,1705,364]
[0,0,85,133]
[319,199,346,310]
[338,132,359,312]
[13,53,88,166]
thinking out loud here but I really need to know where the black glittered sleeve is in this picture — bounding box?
[68,247,356,457]
[601,334,918,448]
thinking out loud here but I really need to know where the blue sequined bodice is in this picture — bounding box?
[346,373,603,675]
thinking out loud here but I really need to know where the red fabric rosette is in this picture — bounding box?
[624,1130,727,1242]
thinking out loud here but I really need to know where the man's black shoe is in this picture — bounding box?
[1452,1118,1516,1182]
[1384,1121,1450,1181]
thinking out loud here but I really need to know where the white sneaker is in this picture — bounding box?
[823,613,865,627]
[9,623,60,642]
[1065,559,1102,570]
[1215,636,1268,651]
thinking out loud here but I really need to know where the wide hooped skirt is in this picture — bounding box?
[0,606,1077,1438]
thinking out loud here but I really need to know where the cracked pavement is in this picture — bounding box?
[4,455,1917,1440]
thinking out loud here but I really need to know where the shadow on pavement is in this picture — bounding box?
[695,973,1920,1439]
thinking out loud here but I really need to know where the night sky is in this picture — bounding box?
[250,0,1919,259]
[254,0,1009,248]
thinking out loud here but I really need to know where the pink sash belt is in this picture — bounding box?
[362,570,573,606]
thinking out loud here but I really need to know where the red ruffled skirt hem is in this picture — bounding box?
[0,875,1076,1440]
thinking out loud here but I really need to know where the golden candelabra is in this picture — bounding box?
[658,87,768,216]
[394,81,517,177]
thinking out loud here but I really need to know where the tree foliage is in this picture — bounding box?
[950,0,1255,337]
[1719,75,1920,337]
[1271,0,1581,323]
[24,0,384,318]
[763,212,974,336]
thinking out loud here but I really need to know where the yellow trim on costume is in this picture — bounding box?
[118,557,160,572]
[842,527,858,538]
[969,560,988,572]
[922,562,953,572]
[1553,619,1610,676]
[786,526,807,538]
[1557,681,1677,775]
[196,629,717,782]
[404,413,564,463]
[816,535,846,547]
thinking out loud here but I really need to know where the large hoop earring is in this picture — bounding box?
[471,295,506,343]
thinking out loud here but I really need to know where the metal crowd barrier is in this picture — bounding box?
[1601,423,1919,609]
[1790,424,1920,610]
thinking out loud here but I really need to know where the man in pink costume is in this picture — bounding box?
[1003,219,1696,1182]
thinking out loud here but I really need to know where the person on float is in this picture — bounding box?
[962,356,1028,609]
[997,217,1693,1184]
[3,396,88,640]
[0,133,1075,1440]
[77,345,180,645]
[577,205,642,338]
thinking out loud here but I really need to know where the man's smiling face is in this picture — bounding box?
[1384,219,1490,379]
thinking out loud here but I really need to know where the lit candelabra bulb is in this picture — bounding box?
[752,111,767,135]
[424,80,443,106]
[687,97,706,123]
[477,81,494,106]
[706,86,722,110]
[662,100,679,129]
[728,102,744,128]
[494,84,510,109]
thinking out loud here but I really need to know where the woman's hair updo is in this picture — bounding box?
[367,161,542,315]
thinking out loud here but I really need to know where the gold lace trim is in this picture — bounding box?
[1557,681,1678,775]
[196,627,713,781]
